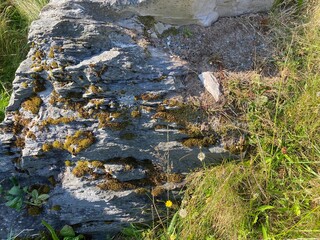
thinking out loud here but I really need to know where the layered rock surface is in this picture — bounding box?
[0,0,274,238]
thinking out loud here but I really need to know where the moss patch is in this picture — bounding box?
[182,136,217,148]
[21,95,42,114]
[138,15,156,30]
[72,160,91,177]
[64,131,95,155]
[42,143,52,152]
[131,110,141,118]
[120,132,136,140]
[42,117,75,126]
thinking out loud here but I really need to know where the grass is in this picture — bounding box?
[173,0,320,239]
[0,0,48,121]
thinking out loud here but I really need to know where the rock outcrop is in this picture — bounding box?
[0,0,274,238]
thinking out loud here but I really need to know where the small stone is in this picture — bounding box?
[198,72,222,102]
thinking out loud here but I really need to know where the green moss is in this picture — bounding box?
[91,160,104,168]
[15,137,25,148]
[141,92,162,101]
[137,15,156,30]
[21,82,28,88]
[33,78,46,93]
[42,117,75,126]
[160,27,179,38]
[48,47,54,58]
[32,66,43,72]
[51,61,58,69]
[97,179,136,191]
[120,132,136,140]
[27,206,42,216]
[51,205,61,211]
[131,110,141,118]
[182,136,216,148]
[65,160,73,167]
[99,120,130,131]
[167,173,184,183]
[63,130,95,154]
[26,131,36,140]
[42,143,52,152]
[22,95,42,114]
[48,176,56,187]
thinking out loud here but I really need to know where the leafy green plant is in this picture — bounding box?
[42,220,85,240]
[3,177,28,211]
[25,189,49,207]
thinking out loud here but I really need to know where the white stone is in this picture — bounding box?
[198,72,222,102]
[133,0,274,26]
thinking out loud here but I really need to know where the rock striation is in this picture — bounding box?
[0,0,273,238]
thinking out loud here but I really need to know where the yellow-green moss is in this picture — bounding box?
[97,179,135,191]
[137,15,156,30]
[42,117,75,126]
[141,93,162,101]
[120,132,136,140]
[48,47,54,58]
[26,131,36,140]
[33,78,46,93]
[167,173,184,183]
[111,112,122,119]
[131,110,141,118]
[52,140,64,149]
[65,160,73,167]
[63,131,95,154]
[51,61,58,69]
[72,160,91,177]
[48,176,56,187]
[22,96,42,114]
[89,85,101,94]
[51,205,61,211]
[32,66,44,72]
[15,137,25,148]
[91,160,104,168]
[182,136,216,148]
[27,206,42,216]
[42,143,52,152]
[21,82,28,88]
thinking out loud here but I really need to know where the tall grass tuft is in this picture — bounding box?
[0,0,48,121]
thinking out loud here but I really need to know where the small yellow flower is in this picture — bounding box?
[165,200,173,208]
[170,234,176,240]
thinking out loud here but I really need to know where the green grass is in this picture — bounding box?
[0,0,48,121]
